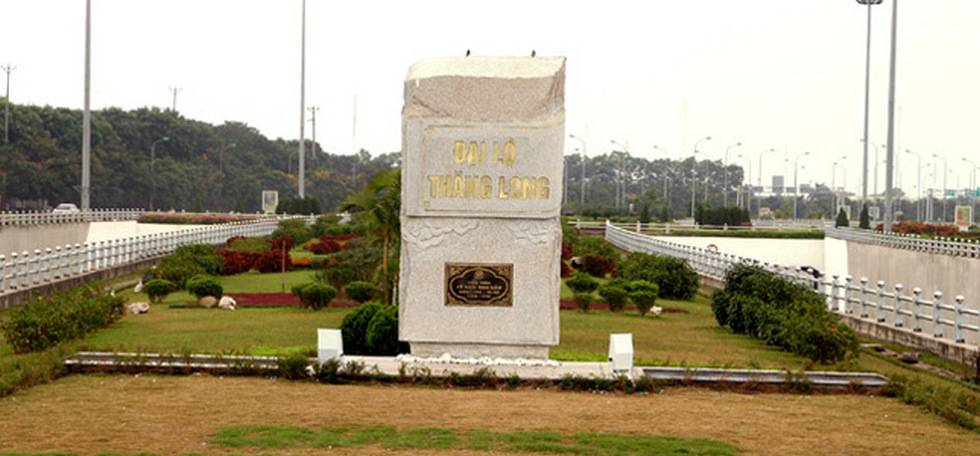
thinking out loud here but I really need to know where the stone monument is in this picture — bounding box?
[399,55,566,359]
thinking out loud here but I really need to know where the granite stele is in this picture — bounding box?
[399,55,566,359]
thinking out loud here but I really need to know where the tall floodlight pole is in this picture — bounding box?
[297,0,307,198]
[80,0,92,210]
[857,0,883,206]
[758,147,775,192]
[723,142,742,207]
[2,64,14,144]
[611,140,629,208]
[569,134,587,205]
[691,136,711,220]
[883,0,899,232]
[169,86,182,112]
[308,106,319,163]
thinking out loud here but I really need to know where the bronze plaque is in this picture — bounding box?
[445,263,513,307]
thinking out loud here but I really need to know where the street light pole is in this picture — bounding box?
[738,154,752,213]
[933,153,948,221]
[691,136,711,220]
[905,149,921,220]
[297,0,307,198]
[791,151,810,219]
[2,64,14,144]
[611,140,629,208]
[569,134,587,206]
[149,136,170,211]
[758,148,775,189]
[883,0,899,232]
[81,0,92,210]
[857,0,883,206]
[723,142,742,207]
[963,157,978,224]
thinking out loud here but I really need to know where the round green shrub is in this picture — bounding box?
[340,302,383,355]
[300,283,337,311]
[365,305,407,355]
[185,274,223,299]
[573,292,593,312]
[344,281,378,304]
[143,279,178,304]
[597,284,629,312]
[616,252,699,300]
[628,280,659,316]
[566,273,599,294]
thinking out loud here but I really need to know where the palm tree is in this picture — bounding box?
[340,168,400,304]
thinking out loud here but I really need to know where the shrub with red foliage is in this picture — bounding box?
[560,260,574,278]
[218,248,293,274]
[582,254,614,278]
[561,244,573,260]
[878,221,962,237]
[252,250,292,273]
[307,239,342,254]
[268,236,294,252]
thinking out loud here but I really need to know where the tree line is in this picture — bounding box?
[0,102,398,213]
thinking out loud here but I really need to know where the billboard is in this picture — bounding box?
[955,205,972,231]
[262,190,279,214]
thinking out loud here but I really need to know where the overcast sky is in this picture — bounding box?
[3,0,980,198]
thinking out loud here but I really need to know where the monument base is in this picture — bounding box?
[410,342,550,360]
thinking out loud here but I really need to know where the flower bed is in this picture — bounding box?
[139,212,263,225]
[225,293,359,308]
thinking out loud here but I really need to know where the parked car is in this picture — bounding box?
[52,203,80,214]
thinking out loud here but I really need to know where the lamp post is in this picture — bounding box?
[883,0,900,232]
[149,136,170,211]
[963,157,978,224]
[611,140,630,208]
[218,143,237,173]
[790,151,810,219]
[933,153,948,221]
[2,64,14,144]
[569,134,587,206]
[297,0,307,198]
[738,154,752,213]
[833,159,848,215]
[723,142,742,207]
[906,149,921,220]
[857,0,883,206]
[691,136,711,220]
[758,147,775,189]
[653,145,670,203]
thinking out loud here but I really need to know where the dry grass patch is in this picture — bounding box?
[0,374,976,456]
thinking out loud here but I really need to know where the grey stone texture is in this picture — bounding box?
[399,56,566,359]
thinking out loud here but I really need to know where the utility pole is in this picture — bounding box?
[169,86,182,112]
[2,64,14,144]
[308,106,319,163]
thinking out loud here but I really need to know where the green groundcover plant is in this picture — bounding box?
[1,288,125,353]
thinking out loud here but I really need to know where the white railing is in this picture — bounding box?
[0,208,144,226]
[571,219,828,233]
[0,216,314,295]
[827,228,980,258]
[605,222,980,348]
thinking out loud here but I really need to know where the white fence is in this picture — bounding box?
[0,217,309,294]
[0,209,144,226]
[605,222,980,348]
[571,220,829,233]
[827,228,980,258]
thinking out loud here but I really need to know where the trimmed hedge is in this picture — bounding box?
[339,303,407,356]
[344,281,378,304]
[186,275,223,299]
[156,244,225,288]
[616,252,699,300]
[1,288,125,353]
[143,279,178,303]
[291,282,337,310]
[710,264,860,364]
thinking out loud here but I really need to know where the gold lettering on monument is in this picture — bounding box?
[428,138,551,201]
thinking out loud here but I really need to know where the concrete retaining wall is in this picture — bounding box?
[0,257,161,310]
[0,223,91,257]
[847,242,980,303]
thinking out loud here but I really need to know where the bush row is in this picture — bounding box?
[710,263,860,364]
[1,288,125,353]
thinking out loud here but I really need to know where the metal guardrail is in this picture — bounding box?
[827,227,980,259]
[605,222,980,348]
[0,208,144,226]
[0,216,314,295]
